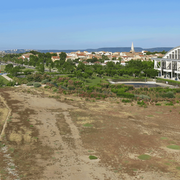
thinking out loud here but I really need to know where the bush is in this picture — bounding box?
[117,91,134,98]
[41,79,49,84]
[27,74,34,82]
[89,155,98,160]
[165,102,174,106]
[33,83,41,88]
[155,103,161,106]
[175,88,180,93]
[137,101,145,106]
[122,99,132,103]
[27,82,34,86]
[49,81,58,87]
[6,81,15,86]
[135,94,150,99]
[68,85,75,90]
[60,85,68,90]
[162,91,175,98]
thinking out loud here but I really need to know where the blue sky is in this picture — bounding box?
[0,0,180,50]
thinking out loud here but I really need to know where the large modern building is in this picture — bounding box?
[153,46,180,80]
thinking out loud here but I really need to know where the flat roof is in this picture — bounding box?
[152,58,180,62]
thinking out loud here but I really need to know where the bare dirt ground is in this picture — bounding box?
[0,87,180,180]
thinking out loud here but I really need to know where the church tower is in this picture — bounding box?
[130,42,135,53]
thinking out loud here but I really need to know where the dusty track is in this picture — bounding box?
[0,88,119,180]
[0,87,180,180]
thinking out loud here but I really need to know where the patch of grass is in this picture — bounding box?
[156,111,163,114]
[138,154,151,160]
[0,75,9,84]
[155,103,161,106]
[176,167,180,170]
[133,169,138,171]
[9,148,14,152]
[83,123,93,127]
[30,125,33,127]
[88,150,94,152]
[89,155,98,160]
[165,102,174,106]
[122,99,131,103]
[167,145,180,150]
[161,137,168,140]
[147,115,153,117]
[85,77,108,86]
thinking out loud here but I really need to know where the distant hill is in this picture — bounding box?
[1,47,173,54]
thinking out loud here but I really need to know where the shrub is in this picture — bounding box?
[100,83,109,88]
[26,74,34,82]
[117,92,134,98]
[89,155,98,160]
[33,74,42,82]
[165,102,174,106]
[53,88,58,92]
[137,101,145,106]
[135,94,150,99]
[122,99,131,103]
[68,85,75,90]
[33,83,41,88]
[60,85,68,90]
[27,82,34,86]
[41,79,49,84]
[175,88,180,93]
[162,91,175,98]
[6,81,15,86]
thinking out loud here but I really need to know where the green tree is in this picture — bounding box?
[5,64,13,73]
[36,63,45,73]
[10,66,21,76]
[59,52,67,66]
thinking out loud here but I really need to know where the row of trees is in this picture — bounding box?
[75,60,157,79]
[2,51,157,78]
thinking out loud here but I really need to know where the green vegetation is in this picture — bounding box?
[0,75,9,85]
[122,99,132,103]
[160,137,168,140]
[145,50,167,55]
[157,78,180,87]
[138,154,151,160]
[89,155,98,160]
[33,82,41,88]
[2,51,180,106]
[155,103,161,106]
[83,123,93,127]
[167,145,180,150]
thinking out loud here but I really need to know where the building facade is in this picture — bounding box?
[153,46,180,80]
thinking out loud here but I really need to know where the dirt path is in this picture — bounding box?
[1,87,180,179]
[0,89,119,180]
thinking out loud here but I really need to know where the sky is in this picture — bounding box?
[0,0,180,50]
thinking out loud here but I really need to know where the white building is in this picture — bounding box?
[153,46,180,80]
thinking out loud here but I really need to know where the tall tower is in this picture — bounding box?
[130,42,135,53]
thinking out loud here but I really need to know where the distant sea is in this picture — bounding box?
[2,47,173,54]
